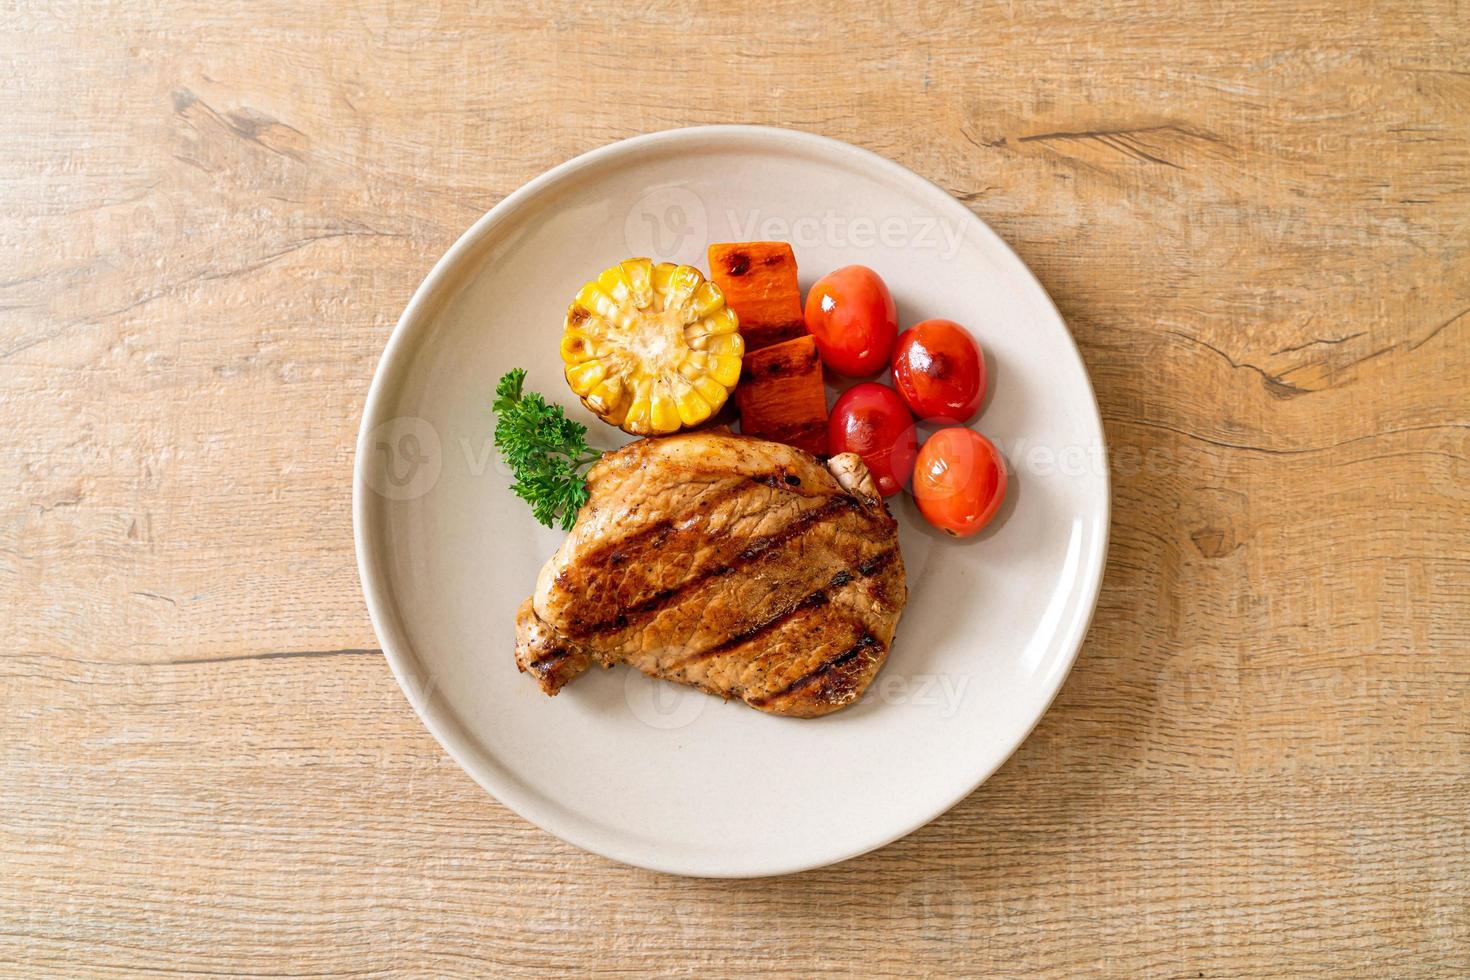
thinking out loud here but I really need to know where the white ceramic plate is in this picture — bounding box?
[354,126,1108,877]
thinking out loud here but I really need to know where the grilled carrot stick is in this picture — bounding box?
[735,334,828,456]
[708,241,807,352]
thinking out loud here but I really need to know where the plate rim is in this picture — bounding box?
[353,124,1111,877]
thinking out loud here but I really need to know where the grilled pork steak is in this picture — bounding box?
[514,431,907,717]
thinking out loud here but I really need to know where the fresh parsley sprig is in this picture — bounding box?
[492,369,602,530]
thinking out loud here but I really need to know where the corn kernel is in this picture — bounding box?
[693,375,728,408]
[561,258,743,435]
[565,359,607,394]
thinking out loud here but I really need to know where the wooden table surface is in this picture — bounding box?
[4,1,1467,975]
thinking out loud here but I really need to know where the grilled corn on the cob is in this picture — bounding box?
[561,258,744,435]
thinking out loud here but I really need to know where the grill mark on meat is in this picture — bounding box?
[578,470,823,573]
[857,548,897,577]
[527,648,570,674]
[675,545,901,666]
[750,470,806,490]
[564,494,871,639]
[517,432,907,717]
[858,546,898,578]
[746,631,882,708]
[576,480,743,571]
[676,588,831,667]
[732,494,864,562]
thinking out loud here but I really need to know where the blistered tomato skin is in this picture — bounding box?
[827,383,918,497]
[803,265,899,377]
[912,428,1007,537]
[891,319,986,424]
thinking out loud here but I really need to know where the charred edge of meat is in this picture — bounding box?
[746,632,882,708]
[565,494,869,639]
[527,648,570,674]
[518,638,592,696]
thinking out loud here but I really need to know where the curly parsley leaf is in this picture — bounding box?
[492,369,601,531]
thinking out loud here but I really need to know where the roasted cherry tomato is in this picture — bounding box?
[828,383,917,497]
[891,319,986,424]
[803,265,898,377]
[912,428,1007,537]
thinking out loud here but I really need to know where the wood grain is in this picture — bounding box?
[2,0,1467,974]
